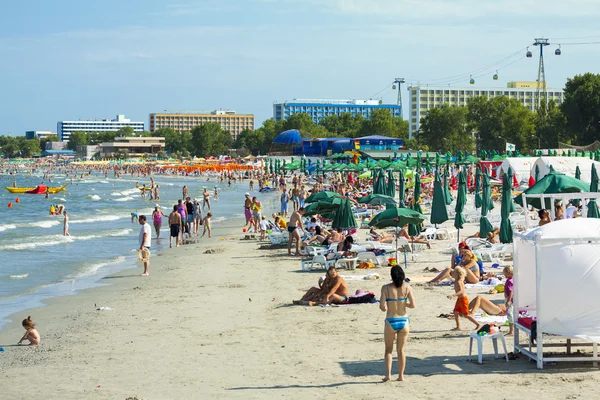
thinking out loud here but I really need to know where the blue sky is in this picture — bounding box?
[2,0,600,135]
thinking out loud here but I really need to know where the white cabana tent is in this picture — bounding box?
[513,217,600,368]
[498,157,537,184]
[533,156,600,183]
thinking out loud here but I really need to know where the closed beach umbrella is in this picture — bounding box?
[408,173,423,237]
[499,168,514,244]
[374,169,386,195]
[398,169,405,207]
[387,170,396,198]
[575,166,581,180]
[474,167,482,209]
[588,164,600,218]
[479,173,494,238]
[534,164,540,182]
[430,168,449,226]
[305,191,341,203]
[443,166,453,205]
[332,198,357,230]
[454,168,467,241]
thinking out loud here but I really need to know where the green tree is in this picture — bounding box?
[358,109,407,139]
[190,123,232,157]
[536,100,567,149]
[66,131,89,151]
[320,113,364,137]
[0,137,20,158]
[235,129,265,155]
[418,105,474,152]
[17,138,41,157]
[115,126,134,137]
[89,131,117,144]
[561,73,600,145]
[153,128,191,155]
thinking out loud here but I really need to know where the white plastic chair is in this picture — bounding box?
[356,251,381,267]
[423,227,437,240]
[468,331,509,364]
[301,255,335,271]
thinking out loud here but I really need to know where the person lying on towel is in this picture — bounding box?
[293,266,349,306]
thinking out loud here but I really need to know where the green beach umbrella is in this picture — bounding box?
[588,164,600,218]
[305,191,341,203]
[358,170,372,179]
[443,166,453,205]
[514,168,590,210]
[575,166,581,180]
[479,172,494,239]
[374,169,387,195]
[387,170,396,198]
[408,173,423,237]
[499,168,515,244]
[454,168,467,241]
[430,168,449,226]
[474,167,482,209]
[398,169,405,208]
[534,164,540,182]
[358,193,397,206]
[332,198,357,230]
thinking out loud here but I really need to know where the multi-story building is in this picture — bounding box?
[149,110,254,139]
[57,114,144,142]
[25,130,57,140]
[98,137,165,158]
[407,82,564,138]
[273,99,402,124]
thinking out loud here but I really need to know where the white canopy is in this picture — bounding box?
[514,218,600,344]
[533,156,600,183]
[498,157,537,184]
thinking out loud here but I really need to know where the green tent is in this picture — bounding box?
[454,168,467,240]
[588,164,600,218]
[474,167,482,209]
[479,173,495,238]
[332,198,357,230]
[430,168,449,226]
[514,169,590,210]
[499,168,514,244]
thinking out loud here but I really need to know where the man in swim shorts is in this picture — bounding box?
[287,207,305,256]
[294,266,348,306]
[243,193,252,229]
[169,205,182,248]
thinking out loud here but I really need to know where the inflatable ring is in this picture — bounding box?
[137,248,150,262]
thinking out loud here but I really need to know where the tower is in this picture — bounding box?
[393,78,405,118]
[533,38,550,116]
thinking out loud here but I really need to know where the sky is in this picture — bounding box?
[2,0,600,136]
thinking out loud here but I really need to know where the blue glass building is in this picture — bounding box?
[273,99,402,123]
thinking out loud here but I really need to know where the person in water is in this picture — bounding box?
[380,266,415,382]
[63,210,70,236]
[18,316,40,346]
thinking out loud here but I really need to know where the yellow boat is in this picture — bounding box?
[5,185,68,194]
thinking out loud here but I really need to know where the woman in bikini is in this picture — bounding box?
[380,266,415,382]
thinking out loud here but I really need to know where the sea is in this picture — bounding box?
[0,172,279,329]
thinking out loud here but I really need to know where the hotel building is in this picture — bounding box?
[25,130,57,140]
[273,99,402,124]
[57,115,144,142]
[149,110,254,139]
[408,82,565,138]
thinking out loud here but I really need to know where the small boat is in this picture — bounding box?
[6,185,68,194]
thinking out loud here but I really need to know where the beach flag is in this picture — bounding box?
[505,142,516,152]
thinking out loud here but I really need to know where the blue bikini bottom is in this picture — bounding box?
[386,317,409,332]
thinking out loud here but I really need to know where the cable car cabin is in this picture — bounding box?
[493,73,499,81]
[555,48,561,55]
[392,84,397,90]
[526,50,533,58]
[470,78,475,85]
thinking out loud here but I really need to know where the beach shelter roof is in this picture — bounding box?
[514,218,600,353]
[499,157,537,184]
[273,129,302,144]
[533,156,600,183]
[514,169,590,209]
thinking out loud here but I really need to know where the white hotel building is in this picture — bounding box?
[57,114,144,142]
[408,81,565,138]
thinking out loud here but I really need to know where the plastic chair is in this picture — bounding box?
[356,251,381,267]
[468,332,509,364]
[301,255,335,271]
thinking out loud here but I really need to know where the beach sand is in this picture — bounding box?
[1,220,599,399]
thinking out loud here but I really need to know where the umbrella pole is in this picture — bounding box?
[457,228,460,243]
[395,229,399,265]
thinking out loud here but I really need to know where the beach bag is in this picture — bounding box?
[358,261,375,269]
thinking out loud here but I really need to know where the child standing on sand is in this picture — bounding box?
[448,266,480,331]
[259,216,268,240]
[18,316,40,345]
[504,266,514,336]
[201,212,212,238]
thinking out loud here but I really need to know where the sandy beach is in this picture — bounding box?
[0,216,599,400]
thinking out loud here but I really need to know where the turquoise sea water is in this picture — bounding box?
[0,172,278,328]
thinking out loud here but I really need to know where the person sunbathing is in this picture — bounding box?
[369,228,395,243]
[399,225,431,249]
[293,274,332,305]
[469,295,506,316]
[337,236,354,256]
[429,248,480,284]
[293,266,348,306]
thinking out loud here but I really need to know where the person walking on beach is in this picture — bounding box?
[448,266,480,331]
[380,266,415,382]
[251,196,263,232]
[169,205,182,248]
[185,197,194,237]
[138,215,151,276]
[201,212,212,238]
[63,210,70,236]
[287,207,305,256]
[280,188,290,217]
[243,193,253,229]
[177,199,187,242]
[193,198,201,236]
[152,205,167,239]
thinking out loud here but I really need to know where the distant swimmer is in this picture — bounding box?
[63,210,70,236]
[214,187,219,200]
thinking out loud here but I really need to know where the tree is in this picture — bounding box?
[561,73,600,145]
[156,150,167,159]
[235,129,265,155]
[89,131,117,144]
[153,128,191,155]
[418,105,474,152]
[17,138,41,157]
[190,123,232,157]
[536,100,567,148]
[115,126,134,137]
[0,137,20,158]
[39,135,59,151]
[66,131,89,151]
